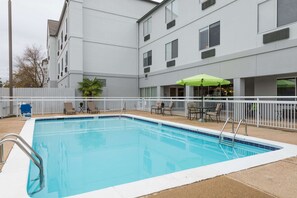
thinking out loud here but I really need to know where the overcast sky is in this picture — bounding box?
[0,0,161,82]
[0,0,64,82]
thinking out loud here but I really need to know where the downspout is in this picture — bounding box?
[137,22,140,97]
[66,0,70,88]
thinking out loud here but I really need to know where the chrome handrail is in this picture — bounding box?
[232,119,248,146]
[1,133,43,165]
[0,134,44,194]
[219,117,234,143]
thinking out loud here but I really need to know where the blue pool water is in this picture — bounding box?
[27,116,276,197]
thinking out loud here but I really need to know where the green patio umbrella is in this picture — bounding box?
[176,74,231,87]
[176,74,231,121]
[277,79,295,88]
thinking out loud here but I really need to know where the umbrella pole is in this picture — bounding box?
[198,86,205,122]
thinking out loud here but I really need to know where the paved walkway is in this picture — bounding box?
[0,112,297,197]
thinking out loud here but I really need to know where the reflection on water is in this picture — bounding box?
[29,117,271,197]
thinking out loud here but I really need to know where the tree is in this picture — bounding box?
[78,78,103,97]
[13,45,47,87]
[0,78,3,87]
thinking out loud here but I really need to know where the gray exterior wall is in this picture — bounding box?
[140,39,297,96]
[84,73,138,97]
[138,0,297,96]
[47,0,297,97]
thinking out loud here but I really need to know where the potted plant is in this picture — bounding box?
[78,78,103,112]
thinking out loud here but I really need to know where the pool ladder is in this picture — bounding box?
[0,133,44,195]
[219,118,248,147]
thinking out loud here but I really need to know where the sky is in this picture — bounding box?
[0,0,162,82]
[0,0,64,82]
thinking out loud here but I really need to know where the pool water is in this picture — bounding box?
[27,116,274,197]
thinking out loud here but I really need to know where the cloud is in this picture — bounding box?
[0,0,162,81]
[0,0,64,80]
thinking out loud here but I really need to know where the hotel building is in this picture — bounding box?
[46,0,297,97]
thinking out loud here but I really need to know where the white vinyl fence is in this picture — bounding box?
[0,95,297,131]
[0,88,75,116]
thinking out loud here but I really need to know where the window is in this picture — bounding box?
[65,18,68,34]
[165,39,178,61]
[65,51,68,66]
[165,0,178,24]
[143,17,152,36]
[277,78,296,96]
[258,0,276,33]
[258,0,297,33]
[58,63,60,76]
[61,31,63,47]
[140,87,157,97]
[199,21,220,50]
[143,51,152,67]
[61,58,64,76]
[277,0,297,27]
[58,39,60,51]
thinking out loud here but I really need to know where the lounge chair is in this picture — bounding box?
[64,102,76,115]
[20,103,32,119]
[87,101,100,114]
[162,101,174,116]
[187,102,201,120]
[206,103,222,123]
[151,101,163,114]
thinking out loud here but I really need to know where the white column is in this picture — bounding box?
[233,78,246,121]
[185,86,193,99]
[157,86,163,98]
[234,78,245,96]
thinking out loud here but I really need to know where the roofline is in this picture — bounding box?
[47,19,59,37]
[141,0,160,5]
[56,0,68,36]
[52,0,159,36]
[137,0,170,23]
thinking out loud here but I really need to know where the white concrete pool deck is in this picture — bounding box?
[1,114,297,198]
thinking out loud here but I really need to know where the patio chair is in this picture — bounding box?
[122,102,127,112]
[87,101,100,114]
[162,101,174,116]
[187,102,201,120]
[20,103,32,119]
[206,103,222,123]
[64,102,76,115]
[151,101,163,114]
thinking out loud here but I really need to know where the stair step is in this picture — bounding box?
[220,139,234,146]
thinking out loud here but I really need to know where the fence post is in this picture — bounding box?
[104,98,106,112]
[121,99,123,113]
[226,98,229,119]
[0,97,2,119]
[184,99,188,117]
[256,98,260,127]
[16,98,19,117]
[42,97,44,115]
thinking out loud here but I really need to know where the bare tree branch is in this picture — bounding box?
[12,45,46,87]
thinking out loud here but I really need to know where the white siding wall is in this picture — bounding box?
[53,0,156,93]
[138,0,297,75]
[82,6,138,75]
[47,36,58,87]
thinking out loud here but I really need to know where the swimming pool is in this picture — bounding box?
[27,115,278,197]
[1,114,297,198]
